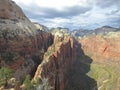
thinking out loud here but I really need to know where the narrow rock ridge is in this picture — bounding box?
[34,33,97,90]
[34,36,76,90]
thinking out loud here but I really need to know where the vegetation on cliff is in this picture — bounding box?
[0,67,14,87]
[87,63,119,90]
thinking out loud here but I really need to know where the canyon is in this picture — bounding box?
[0,0,120,90]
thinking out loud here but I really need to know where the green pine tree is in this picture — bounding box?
[0,67,14,87]
[23,74,33,90]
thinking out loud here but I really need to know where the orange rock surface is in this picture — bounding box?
[34,35,97,90]
[79,35,120,62]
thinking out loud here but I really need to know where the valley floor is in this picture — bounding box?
[87,62,120,90]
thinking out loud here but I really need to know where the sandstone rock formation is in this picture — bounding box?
[79,32,120,63]
[34,31,97,90]
[0,0,36,36]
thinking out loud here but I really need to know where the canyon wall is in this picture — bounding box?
[79,33,120,63]
[34,33,97,90]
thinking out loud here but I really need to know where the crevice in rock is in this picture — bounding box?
[30,33,54,78]
[53,56,60,90]
[30,55,42,77]
[103,46,107,53]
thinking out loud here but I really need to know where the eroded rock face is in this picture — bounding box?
[34,33,97,90]
[79,32,120,63]
[0,0,36,36]
[0,0,26,19]
[0,0,53,81]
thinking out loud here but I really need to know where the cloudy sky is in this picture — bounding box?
[12,0,120,30]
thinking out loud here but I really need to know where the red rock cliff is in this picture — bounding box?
[79,33,120,63]
[34,34,97,90]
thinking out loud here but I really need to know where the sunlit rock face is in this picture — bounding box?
[33,22,49,32]
[34,30,97,90]
[0,0,53,81]
[79,31,120,62]
[71,25,120,62]
[0,0,37,36]
[78,31,120,90]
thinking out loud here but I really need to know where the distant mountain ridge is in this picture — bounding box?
[94,26,118,34]
[32,23,120,38]
[71,25,119,38]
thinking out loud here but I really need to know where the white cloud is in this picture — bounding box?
[13,0,90,10]
[12,0,120,30]
[12,0,33,6]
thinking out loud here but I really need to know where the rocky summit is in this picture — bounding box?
[0,0,120,90]
[0,0,37,36]
[34,31,97,90]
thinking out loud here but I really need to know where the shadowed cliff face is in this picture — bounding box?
[34,34,98,90]
[0,29,53,81]
[13,31,53,81]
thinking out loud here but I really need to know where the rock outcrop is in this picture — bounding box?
[33,22,49,32]
[0,0,36,36]
[0,0,53,82]
[34,31,97,90]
